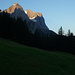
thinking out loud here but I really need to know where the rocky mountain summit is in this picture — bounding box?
[3,3,56,35]
[25,9,42,19]
[4,3,24,13]
[4,3,28,21]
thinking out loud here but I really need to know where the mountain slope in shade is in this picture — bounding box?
[3,3,56,35]
[25,9,56,35]
[25,9,48,30]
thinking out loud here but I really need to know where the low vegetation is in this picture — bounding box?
[0,38,75,75]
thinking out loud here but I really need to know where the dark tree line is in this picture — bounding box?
[58,26,74,36]
[0,12,32,45]
[0,12,75,55]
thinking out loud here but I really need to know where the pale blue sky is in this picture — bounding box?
[0,0,75,34]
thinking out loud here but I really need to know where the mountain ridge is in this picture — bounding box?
[25,9,42,19]
[3,2,56,35]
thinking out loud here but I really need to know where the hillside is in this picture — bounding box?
[0,38,75,75]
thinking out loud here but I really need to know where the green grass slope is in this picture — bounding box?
[0,38,75,75]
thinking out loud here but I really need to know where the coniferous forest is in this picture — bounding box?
[0,12,75,55]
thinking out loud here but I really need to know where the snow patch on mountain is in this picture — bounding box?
[25,11,27,14]
[13,4,16,6]
[30,19,37,22]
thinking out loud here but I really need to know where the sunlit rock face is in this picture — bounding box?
[4,3,29,21]
[4,3,24,13]
[25,9,42,19]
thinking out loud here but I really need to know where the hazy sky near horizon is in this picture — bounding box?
[0,0,75,34]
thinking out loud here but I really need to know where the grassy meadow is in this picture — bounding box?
[0,38,75,75]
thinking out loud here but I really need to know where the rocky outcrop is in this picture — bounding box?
[4,3,23,14]
[25,9,42,19]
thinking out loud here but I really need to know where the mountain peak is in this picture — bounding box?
[4,3,23,14]
[14,2,18,4]
[13,2,18,6]
[25,9,42,19]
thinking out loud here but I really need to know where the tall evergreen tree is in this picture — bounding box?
[58,26,64,36]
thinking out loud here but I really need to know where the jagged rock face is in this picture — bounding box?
[25,9,42,19]
[25,9,49,34]
[4,3,23,14]
[4,3,29,21]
